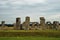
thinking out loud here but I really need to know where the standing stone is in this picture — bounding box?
[16,17,21,30]
[58,23,60,30]
[1,21,5,27]
[46,21,52,29]
[32,22,35,28]
[32,22,39,30]
[22,22,26,30]
[25,16,30,30]
[1,21,5,30]
[40,17,45,30]
[53,21,59,30]
[31,22,35,30]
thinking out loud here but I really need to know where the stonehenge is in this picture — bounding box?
[0,16,60,30]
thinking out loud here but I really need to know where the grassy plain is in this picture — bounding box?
[0,37,60,40]
[0,30,60,40]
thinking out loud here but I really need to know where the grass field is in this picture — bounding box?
[0,30,60,37]
[0,30,59,32]
[0,37,60,40]
[0,30,60,40]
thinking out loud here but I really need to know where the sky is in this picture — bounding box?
[0,0,60,24]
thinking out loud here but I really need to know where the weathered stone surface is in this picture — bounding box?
[15,17,21,30]
[22,22,26,30]
[1,21,5,30]
[46,21,52,29]
[53,21,59,30]
[1,21,5,27]
[32,22,35,28]
[0,17,60,30]
[40,17,45,30]
[24,16,30,30]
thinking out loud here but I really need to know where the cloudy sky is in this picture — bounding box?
[0,0,60,24]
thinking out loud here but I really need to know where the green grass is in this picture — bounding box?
[0,30,60,40]
[0,30,59,32]
[0,37,60,40]
[0,30,60,37]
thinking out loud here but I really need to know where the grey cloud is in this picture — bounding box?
[0,0,60,23]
